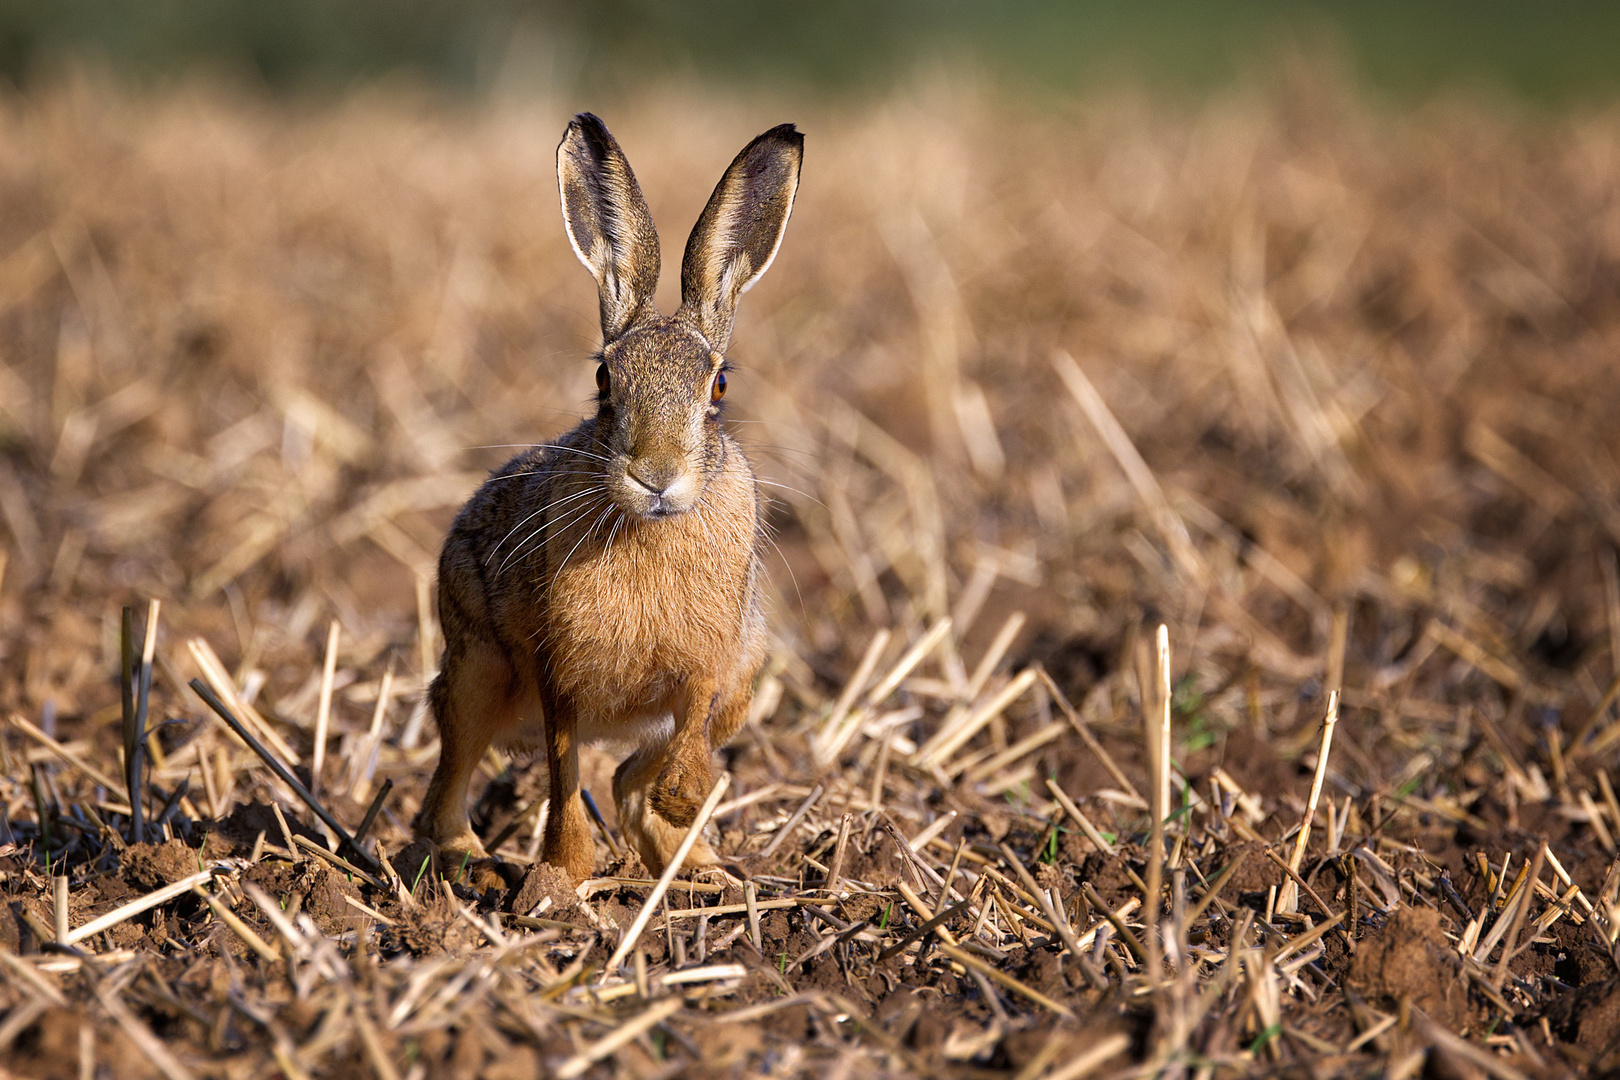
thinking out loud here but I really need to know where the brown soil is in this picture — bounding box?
[1350,906,1474,1031]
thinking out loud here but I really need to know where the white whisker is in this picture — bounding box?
[483,485,601,567]
[495,491,606,579]
[760,531,806,613]
[486,504,552,568]
[533,442,615,464]
[551,502,616,588]
[752,477,827,511]
[693,491,719,553]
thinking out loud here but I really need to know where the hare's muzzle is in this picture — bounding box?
[621,456,699,517]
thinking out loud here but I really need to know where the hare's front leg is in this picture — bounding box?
[613,740,724,876]
[615,678,749,875]
[539,688,597,882]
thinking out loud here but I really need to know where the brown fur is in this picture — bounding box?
[414,114,802,882]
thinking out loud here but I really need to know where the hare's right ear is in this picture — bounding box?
[676,124,803,352]
[557,113,661,343]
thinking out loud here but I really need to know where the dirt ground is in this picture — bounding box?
[2,72,1620,1078]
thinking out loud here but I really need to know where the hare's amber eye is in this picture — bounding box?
[596,363,610,394]
[711,371,727,402]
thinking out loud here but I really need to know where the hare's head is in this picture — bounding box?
[557,113,802,519]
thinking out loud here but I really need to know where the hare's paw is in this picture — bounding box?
[648,783,702,830]
[619,790,718,876]
[540,834,598,885]
[647,759,710,828]
[448,856,522,894]
[425,825,489,864]
[638,809,721,877]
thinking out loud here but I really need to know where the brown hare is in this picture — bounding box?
[413,113,801,883]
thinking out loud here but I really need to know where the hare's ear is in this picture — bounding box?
[557,113,661,342]
[676,123,803,351]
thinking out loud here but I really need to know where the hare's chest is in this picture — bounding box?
[545,519,751,694]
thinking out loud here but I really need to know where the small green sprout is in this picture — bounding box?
[1247,1023,1282,1053]
[1041,822,1064,864]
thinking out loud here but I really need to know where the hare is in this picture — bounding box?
[413,113,801,884]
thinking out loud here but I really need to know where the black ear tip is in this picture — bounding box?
[563,112,622,161]
[764,122,803,147]
[740,123,803,165]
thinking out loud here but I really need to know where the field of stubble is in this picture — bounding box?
[2,73,1620,1078]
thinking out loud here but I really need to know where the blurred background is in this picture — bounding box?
[3,0,1620,104]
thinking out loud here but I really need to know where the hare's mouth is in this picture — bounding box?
[620,467,700,519]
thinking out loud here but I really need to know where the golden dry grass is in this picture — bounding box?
[1,71,1620,1077]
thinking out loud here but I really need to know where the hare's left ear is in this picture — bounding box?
[676,124,803,352]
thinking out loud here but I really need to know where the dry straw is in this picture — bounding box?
[0,73,1616,1078]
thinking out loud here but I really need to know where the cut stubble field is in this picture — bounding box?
[2,73,1620,1078]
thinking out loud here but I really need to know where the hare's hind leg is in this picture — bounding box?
[415,636,521,863]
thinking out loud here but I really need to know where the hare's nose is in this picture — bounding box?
[626,460,678,496]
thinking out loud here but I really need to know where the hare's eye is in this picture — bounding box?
[596,363,610,394]
[710,371,727,403]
